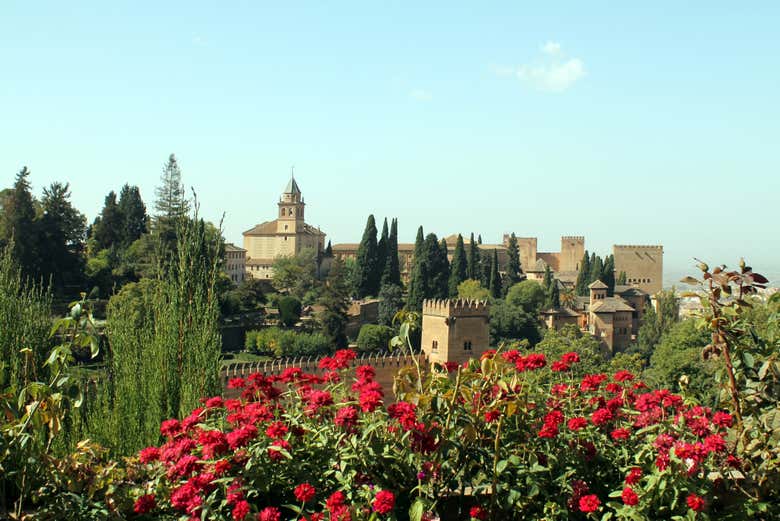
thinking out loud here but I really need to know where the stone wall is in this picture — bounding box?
[613,245,664,295]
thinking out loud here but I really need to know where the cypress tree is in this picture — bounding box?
[505,233,522,288]
[602,254,616,296]
[325,240,333,256]
[448,234,468,297]
[617,271,627,285]
[354,214,379,298]
[319,257,350,348]
[575,250,591,296]
[376,218,388,287]
[433,238,450,299]
[480,250,492,288]
[588,253,598,283]
[118,184,147,246]
[406,226,426,310]
[589,255,604,287]
[542,264,554,294]
[489,249,501,299]
[467,232,481,280]
[548,281,561,309]
[382,218,401,286]
[423,234,448,299]
[477,234,483,245]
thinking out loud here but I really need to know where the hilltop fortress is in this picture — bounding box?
[235,174,664,296]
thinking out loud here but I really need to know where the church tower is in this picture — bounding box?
[277,172,305,234]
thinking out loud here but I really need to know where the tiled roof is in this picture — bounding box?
[224,243,246,252]
[590,297,635,313]
[541,307,582,317]
[588,280,608,289]
[243,220,324,237]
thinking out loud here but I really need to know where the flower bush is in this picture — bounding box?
[122,343,765,520]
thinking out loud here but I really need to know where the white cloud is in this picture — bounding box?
[541,41,561,55]
[495,42,585,93]
[410,89,433,101]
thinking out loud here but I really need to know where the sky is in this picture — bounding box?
[2,2,779,285]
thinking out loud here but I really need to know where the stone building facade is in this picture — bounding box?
[613,245,664,295]
[421,299,491,366]
[224,243,247,284]
[242,176,326,280]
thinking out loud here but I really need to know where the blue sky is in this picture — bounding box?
[2,2,779,282]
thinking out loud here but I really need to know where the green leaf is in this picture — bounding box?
[742,352,755,369]
[496,459,508,474]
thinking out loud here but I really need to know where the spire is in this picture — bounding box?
[284,166,301,195]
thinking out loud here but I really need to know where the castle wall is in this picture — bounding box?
[560,236,585,273]
[421,299,490,366]
[515,237,537,273]
[613,245,664,295]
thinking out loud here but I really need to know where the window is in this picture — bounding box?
[431,340,438,352]
[464,341,472,351]
[285,225,288,230]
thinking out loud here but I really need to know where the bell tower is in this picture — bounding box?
[277,169,305,234]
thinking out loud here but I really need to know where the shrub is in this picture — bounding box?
[356,324,394,352]
[277,295,302,327]
[247,327,331,358]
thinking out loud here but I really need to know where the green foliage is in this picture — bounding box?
[506,280,546,313]
[489,299,542,346]
[246,327,331,357]
[467,232,480,281]
[278,295,302,327]
[354,214,380,298]
[91,191,122,251]
[271,247,318,300]
[117,183,147,246]
[39,182,86,294]
[448,234,468,298]
[378,283,404,327]
[575,250,590,296]
[356,324,395,352]
[629,289,679,361]
[381,218,401,287]
[221,277,267,315]
[377,218,388,288]
[153,154,190,245]
[644,319,715,398]
[457,279,490,301]
[602,254,615,295]
[318,257,350,348]
[3,167,40,280]
[424,234,449,300]
[617,270,627,285]
[534,325,607,376]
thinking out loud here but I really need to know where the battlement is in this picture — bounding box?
[502,234,537,246]
[614,245,664,251]
[422,298,489,317]
[561,236,585,242]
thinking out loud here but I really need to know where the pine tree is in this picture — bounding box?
[154,154,190,245]
[602,254,616,296]
[448,234,468,297]
[406,226,426,310]
[376,217,388,287]
[118,184,147,246]
[354,214,379,298]
[467,232,481,280]
[382,218,401,286]
[5,167,39,279]
[505,233,522,288]
[92,191,122,251]
[39,182,86,292]
[575,251,591,296]
[489,249,501,299]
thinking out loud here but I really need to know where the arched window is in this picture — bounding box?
[464,341,472,351]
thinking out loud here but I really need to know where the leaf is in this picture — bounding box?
[496,459,508,474]
[680,276,700,286]
[742,352,755,370]
[409,499,425,521]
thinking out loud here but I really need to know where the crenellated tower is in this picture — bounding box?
[421,299,490,366]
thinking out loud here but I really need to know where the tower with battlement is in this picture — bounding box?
[560,236,585,273]
[613,245,664,295]
[421,299,490,366]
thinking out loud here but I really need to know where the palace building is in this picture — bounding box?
[242,175,326,280]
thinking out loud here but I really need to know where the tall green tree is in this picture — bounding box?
[448,234,468,297]
[377,218,388,285]
[601,254,616,296]
[318,257,350,348]
[630,289,680,362]
[589,254,604,286]
[505,233,522,290]
[546,281,561,309]
[4,168,39,279]
[324,240,333,256]
[154,154,190,243]
[118,184,147,246]
[489,249,501,299]
[39,182,86,293]
[467,232,481,280]
[617,271,627,285]
[272,248,318,300]
[378,283,403,326]
[92,191,122,251]
[354,214,380,298]
[480,250,492,288]
[425,236,449,299]
[406,226,426,310]
[382,218,401,287]
[575,251,591,296]
[542,264,554,294]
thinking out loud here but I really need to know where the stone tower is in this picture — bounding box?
[560,236,585,273]
[613,245,663,295]
[421,299,490,366]
[277,174,305,234]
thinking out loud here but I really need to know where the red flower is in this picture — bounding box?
[704,434,726,454]
[359,390,383,412]
[228,377,246,389]
[567,417,588,431]
[373,490,396,515]
[355,365,376,381]
[578,494,601,513]
[326,491,346,512]
[204,396,224,408]
[538,423,558,438]
[232,500,251,521]
[590,408,613,426]
[134,494,156,514]
[551,361,570,372]
[265,421,289,439]
[561,351,580,363]
[484,410,501,423]
[139,446,160,463]
[469,506,488,520]
[712,411,733,428]
[227,424,258,449]
[258,506,281,521]
[625,467,642,485]
[686,493,705,512]
[611,428,631,441]
[580,374,607,392]
[268,439,291,461]
[213,459,231,476]
[335,406,360,430]
[613,370,635,382]
[621,487,638,506]
[294,483,316,503]
[160,419,181,438]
